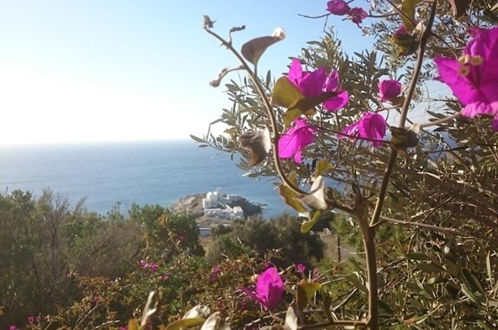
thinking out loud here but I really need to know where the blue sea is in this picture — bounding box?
[0,140,290,217]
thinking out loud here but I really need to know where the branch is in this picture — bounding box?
[369,0,438,228]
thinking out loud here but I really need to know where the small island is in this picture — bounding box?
[170,189,263,235]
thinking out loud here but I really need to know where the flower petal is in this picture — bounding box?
[288,59,303,86]
[327,0,350,15]
[323,90,349,111]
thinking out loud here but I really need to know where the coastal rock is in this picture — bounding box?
[170,193,262,219]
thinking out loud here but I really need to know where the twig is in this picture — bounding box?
[418,112,460,128]
[298,319,367,329]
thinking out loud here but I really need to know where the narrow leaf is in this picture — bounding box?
[301,209,321,233]
[165,318,206,330]
[401,0,421,31]
[486,252,494,286]
[278,171,307,213]
[282,108,304,127]
[314,159,332,179]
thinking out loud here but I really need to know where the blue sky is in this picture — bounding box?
[0,0,372,144]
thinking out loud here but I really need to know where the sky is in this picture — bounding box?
[0,1,372,145]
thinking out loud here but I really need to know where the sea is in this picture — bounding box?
[0,140,290,218]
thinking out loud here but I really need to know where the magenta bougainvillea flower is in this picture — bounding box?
[435,27,498,127]
[244,267,284,310]
[394,24,409,37]
[278,117,317,163]
[348,7,368,26]
[295,263,306,274]
[378,79,402,102]
[327,0,350,15]
[288,59,349,111]
[339,112,387,147]
[210,266,222,281]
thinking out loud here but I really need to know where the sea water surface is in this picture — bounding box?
[0,140,290,217]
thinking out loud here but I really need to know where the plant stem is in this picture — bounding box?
[361,2,439,329]
[418,112,460,128]
[370,0,438,228]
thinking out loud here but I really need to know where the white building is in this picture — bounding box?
[202,189,244,220]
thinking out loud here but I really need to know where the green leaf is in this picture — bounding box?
[401,0,421,31]
[406,252,431,261]
[165,318,206,330]
[127,319,140,330]
[443,259,460,277]
[313,159,332,179]
[460,282,480,304]
[271,76,304,109]
[241,28,285,66]
[272,76,319,127]
[301,209,321,233]
[283,108,305,128]
[417,262,443,273]
[278,171,307,213]
[297,280,321,312]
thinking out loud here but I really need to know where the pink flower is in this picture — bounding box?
[244,267,284,310]
[327,0,350,15]
[378,79,402,102]
[288,59,349,111]
[9,325,18,330]
[278,118,317,163]
[394,24,409,37]
[435,27,498,126]
[339,112,387,147]
[295,263,306,274]
[148,262,158,272]
[139,259,147,269]
[210,266,222,281]
[93,295,100,302]
[348,7,368,26]
[161,273,170,281]
[27,316,37,324]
